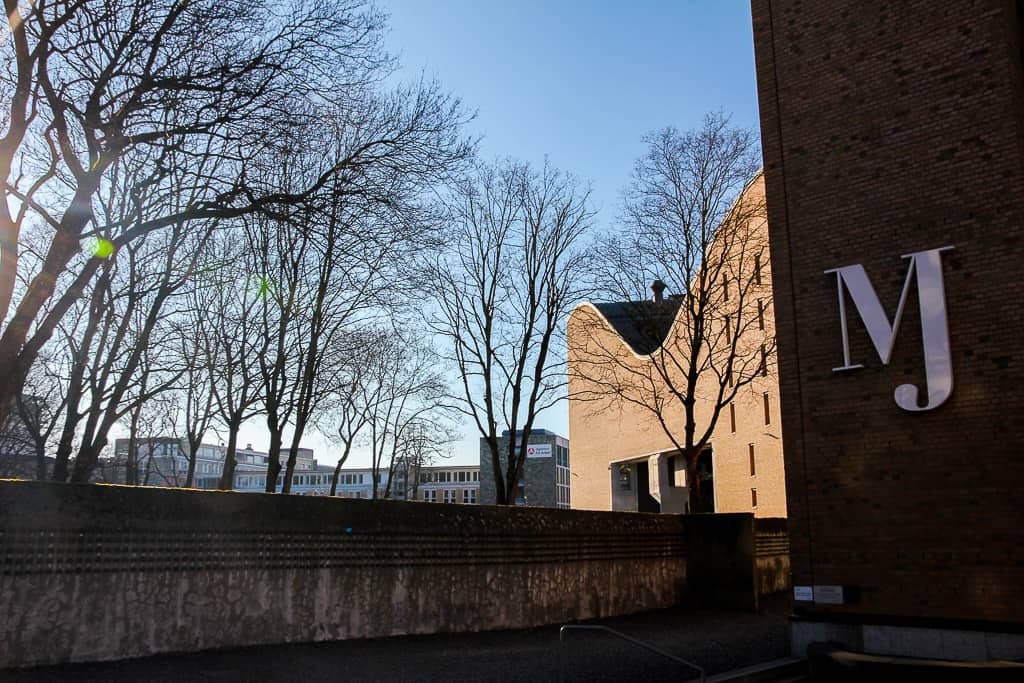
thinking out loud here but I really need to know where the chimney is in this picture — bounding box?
[246,443,252,451]
[650,279,667,302]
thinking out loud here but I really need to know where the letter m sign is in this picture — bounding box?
[825,246,954,412]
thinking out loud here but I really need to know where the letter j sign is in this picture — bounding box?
[825,246,954,412]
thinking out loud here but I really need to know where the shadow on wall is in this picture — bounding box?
[0,481,788,668]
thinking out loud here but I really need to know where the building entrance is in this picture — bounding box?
[635,461,660,513]
[691,448,715,514]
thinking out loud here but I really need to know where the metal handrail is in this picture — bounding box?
[558,624,706,683]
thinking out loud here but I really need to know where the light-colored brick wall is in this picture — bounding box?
[568,176,786,517]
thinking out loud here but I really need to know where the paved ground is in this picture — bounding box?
[0,595,791,683]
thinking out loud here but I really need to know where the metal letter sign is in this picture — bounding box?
[825,246,954,411]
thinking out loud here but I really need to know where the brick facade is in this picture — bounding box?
[752,0,1024,626]
[568,176,788,518]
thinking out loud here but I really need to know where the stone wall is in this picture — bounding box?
[0,480,687,669]
[755,517,791,598]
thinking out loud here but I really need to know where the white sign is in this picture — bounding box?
[826,246,954,411]
[814,585,844,605]
[525,444,552,458]
[793,586,814,602]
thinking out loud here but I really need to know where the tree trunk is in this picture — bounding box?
[686,453,703,514]
[34,441,47,481]
[282,442,299,494]
[0,184,101,426]
[218,425,241,490]
[330,443,352,497]
[265,428,283,492]
[184,437,200,488]
[125,405,142,485]
[283,419,309,494]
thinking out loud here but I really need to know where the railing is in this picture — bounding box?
[558,624,706,683]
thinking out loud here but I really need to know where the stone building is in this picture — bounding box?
[567,174,786,517]
[478,429,571,508]
[752,0,1024,660]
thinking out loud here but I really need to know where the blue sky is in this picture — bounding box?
[238,1,762,466]
[384,1,761,229]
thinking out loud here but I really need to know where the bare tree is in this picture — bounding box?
[360,332,453,500]
[166,327,218,489]
[427,159,592,505]
[186,230,270,491]
[569,113,771,512]
[0,348,68,479]
[252,95,472,494]
[0,0,398,425]
[44,195,216,483]
[323,329,380,496]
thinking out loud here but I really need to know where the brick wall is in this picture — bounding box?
[568,175,788,518]
[752,0,1024,624]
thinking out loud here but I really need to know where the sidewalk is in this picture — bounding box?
[0,595,791,683]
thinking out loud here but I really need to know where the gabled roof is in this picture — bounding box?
[592,298,684,356]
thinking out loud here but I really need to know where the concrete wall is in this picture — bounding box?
[0,480,687,669]
[752,0,1024,628]
[755,517,791,597]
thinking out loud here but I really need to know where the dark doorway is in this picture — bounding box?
[635,461,660,513]
[692,447,715,513]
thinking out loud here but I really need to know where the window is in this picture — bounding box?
[727,366,733,387]
[754,254,762,285]
[443,489,456,504]
[723,275,730,301]
[763,393,771,425]
[725,315,731,343]
[457,471,467,482]
[462,489,477,504]
[758,299,765,330]
[751,488,758,508]
[665,455,676,488]
[423,490,437,503]
[749,444,756,476]
[730,402,736,433]
[618,465,631,491]
[761,344,768,377]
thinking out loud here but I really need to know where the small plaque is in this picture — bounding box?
[814,585,844,605]
[794,586,814,602]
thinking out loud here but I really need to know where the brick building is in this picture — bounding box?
[567,175,787,517]
[752,0,1024,660]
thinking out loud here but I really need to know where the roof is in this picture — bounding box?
[592,301,680,355]
[592,298,684,355]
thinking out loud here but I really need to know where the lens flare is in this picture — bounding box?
[83,237,115,259]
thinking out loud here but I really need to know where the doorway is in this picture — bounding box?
[692,447,715,513]
[635,460,660,513]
